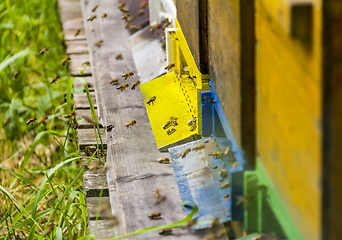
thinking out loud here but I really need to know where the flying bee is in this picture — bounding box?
[159,229,172,235]
[150,23,161,32]
[13,70,21,79]
[161,42,166,50]
[62,56,71,66]
[125,22,131,29]
[95,40,103,47]
[74,29,81,37]
[40,48,48,55]
[118,3,125,9]
[147,96,156,105]
[140,3,148,9]
[170,116,177,121]
[167,127,176,135]
[130,25,137,31]
[188,116,197,126]
[82,61,91,67]
[148,212,161,220]
[122,72,134,80]
[232,162,238,168]
[26,117,37,125]
[219,169,227,178]
[116,83,129,91]
[88,162,100,171]
[190,125,196,131]
[154,189,166,204]
[182,219,197,230]
[109,215,119,226]
[120,7,129,13]
[72,116,79,130]
[209,151,223,158]
[92,5,98,12]
[43,224,54,237]
[101,13,107,19]
[192,144,205,151]
[158,157,170,164]
[110,78,118,85]
[127,16,135,22]
[4,118,10,127]
[131,80,140,90]
[121,14,129,20]
[64,111,75,118]
[162,121,171,129]
[220,181,230,189]
[115,54,123,60]
[181,148,191,158]
[125,120,137,128]
[87,15,97,21]
[137,9,144,15]
[37,116,48,125]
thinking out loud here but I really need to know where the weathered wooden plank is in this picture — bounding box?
[63,18,87,41]
[77,128,107,150]
[74,92,97,109]
[69,54,92,76]
[66,40,89,54]
[322,2,342,240]
[80,0,228,239]
[208,0,255,168]
[86,196,111,219]
[76,109,102,128]
[73,76,95,90]
[88,220,116,240]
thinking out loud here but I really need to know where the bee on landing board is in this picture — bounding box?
[51,75,60,84]
[125,120,137,128]
[158,157,170,164]
[188,116,197,126]
[159,229,172,235]
[92,5,98,12]
[208,151,224,158]
[131,81,140,90]
[118,3,125,9]
[125,22,131,29]
[140,3,148,9]
[87,15,97,21]
[95,40,103,47]
[147,96,156,105]
[26,117,37,126]
[130,25,138,31]
[74,29,81,37]
[150,23,161,32]
[115,54,123,60]
[154,189,166,204]
[190,124,196,131]
[62,56,71,66]
[40,48,48,55]
[137,9,144,15]
[220,181,230,189]
[164,63,175,71]
[122,72,134,80]
[127,16,136,22]
[116,83,129,91]
[148,212,161,220]
[110,78,118,85]
[120,8,130,13]
[167,127,176,135]
[121,14,129,20]
[181,148,191,158]
[162,121,171,129]
[101,13,107,20]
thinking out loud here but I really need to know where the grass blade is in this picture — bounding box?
[0,49,34,71]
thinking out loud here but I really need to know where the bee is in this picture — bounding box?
[47,195,58,204]
[127,16,135,22]
[95,40,103,47]
[162,121,171,129]
[110,78,118,84]
[167,127,176,135]
[64,111,75,118]
[209,151,223,158]
[148,212,161,220]
[220,181,230,189]
[118,3,125,9]
[88,162,100,171]
[125,120,137,128]
[161,42,166,50]
[181,148,191,158]
[232,162,238,168]
[158,157,170,164]
[170,116,177,121]
[87,82,92,88]
[62,56,71,66]
[26,117,37,125]
[159,229,172,235]
[4,118,10,127]
[72,116,79,130]
[37,116,48,125]
[92,5,98,12]
[190,124,196,131]
[107,124,114,132]
[115,54,123,60]
[131,81,140,90]
[188,116,197,126]
[116,83,129,91]
[109,215,119,226]
[192,144,205,151]
[125,22,131,29]
[147,96,156,105]
[87,15,97,21]
[121,14,129,20]
[122,72,134,80]
[171,119,178,126]
[140,3,148,9]
[120,8,130,13]
[164,63,175,71]
[225,147,229,156]
[84,146,97,156]
[219,169,227,178]
[40,48,48,55]
[82,61,91,67]
[150,23,161,32]
[101,13,107,19]
[130,25,138,31]
[13,70,21,79]
[137,9,144,15]
[182,219,197,230]
[74,29,81,37]
[43,224,54,236]
[154,189,166,204]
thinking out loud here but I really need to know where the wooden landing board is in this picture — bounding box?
[76,109,102,128]
[69,54,92,76]
[74,92,97,109]
[77,128,107,149]
[66,40,89,54]
[80,0,228,239]
[73,76,95,91]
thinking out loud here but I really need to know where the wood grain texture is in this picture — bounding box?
[322,1,342,239]
[208,0,255,168]
[77,128,107,149]
[73,76,95,91]
[76,109,102,128]
[80,0,228,239]
[74,92,97,109]
[69,54,92,76]
[66,40,89,54]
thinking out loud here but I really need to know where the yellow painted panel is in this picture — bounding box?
[256,1,322,240]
